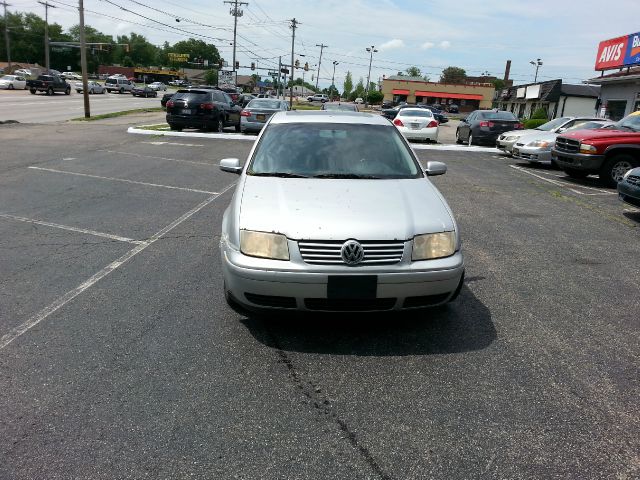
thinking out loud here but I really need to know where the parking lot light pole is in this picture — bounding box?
[364,45,377,108]
[331,61,338,100]
[530,58,542,82]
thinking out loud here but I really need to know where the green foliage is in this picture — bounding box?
[406,66,421,77]
[492,78,505,90]
[531,108,548,119]
[343,71,353,98]
[440,66,467,84]
[524,118,548,129]
[204,69,218,85]
[367,90,384,104]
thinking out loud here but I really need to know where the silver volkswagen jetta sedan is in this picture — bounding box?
[219,111,465,312]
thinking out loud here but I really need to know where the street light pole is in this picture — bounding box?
[288,17,298,108]
[38,1,56,72]
[364,45,377,108]
[530,58,542,82]
[331,60,338,100]
[224,0,248,80]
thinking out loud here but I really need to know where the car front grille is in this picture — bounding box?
[555,137,580,153]
[304,298,396,311]
[298,240,405,265]
[626,175,640,186]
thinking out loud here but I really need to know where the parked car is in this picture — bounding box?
[552,111,640,187]
[14,68,32,77]
[27,75,70,95]
[419,105,449,124]
[497,116,603,155]
[354,97,364,104]
[307,93,329,103]
[218,111,464,312]
[512,120,615,166]
[382,104,448,124]
[132,85,158,98]
[392,108,439,143]
[160,92,175,107]
[104,76,134,93]
[237,93,255,107]
[0,75,27,90]
[321,102,359,112]
[240,98,289,133]
[60,71,81,80]
[148,81,167,91]
[166,88,241,132]
[617,167,640,207]
[74,80,106,94]
[456,110,522,145]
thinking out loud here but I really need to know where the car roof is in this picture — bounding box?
[269,111,389,125]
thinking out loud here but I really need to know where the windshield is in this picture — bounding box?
[479,111,517,120]
[535,117,570,131]
[105,78,117,84]
[613,113,640,132]
[1,75,15,80]
[564,121,607,132]
[248,99,282,109]
[248,123,422,179]
[399,109,433,117]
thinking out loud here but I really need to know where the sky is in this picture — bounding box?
[11,0,640,88]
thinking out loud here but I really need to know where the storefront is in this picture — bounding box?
[382,76,494,112]
[585,31,640,120]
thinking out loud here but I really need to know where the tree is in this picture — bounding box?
[204,69,218,85]
[171,38,220,69]
[367,91,383,104]
[406,66,421,77]
[440,66,466,84]
[343,71,353,98]
[492,78,505,90]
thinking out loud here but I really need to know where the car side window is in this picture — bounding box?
[223,92,233,105]
[466,113,475,122]
[213,91,225,102]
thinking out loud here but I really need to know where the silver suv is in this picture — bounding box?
[307,93,329,103]
[104,76,134,93]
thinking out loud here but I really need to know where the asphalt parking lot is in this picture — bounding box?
[1,120,639,479]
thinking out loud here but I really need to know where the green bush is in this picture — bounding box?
[531,108,548,119]
[524,118,548,129]
[367,91,383,104]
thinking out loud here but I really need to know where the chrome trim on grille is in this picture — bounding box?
[555,137,580,153]
[298,240,405,265]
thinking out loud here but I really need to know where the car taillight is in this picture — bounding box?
[515,122,524,129]
[479,121,495,127]
[199,102,215,110]
[427,120,438,128]
[393,119,404,126]
[166,100,174,108]
[240,110,251,117]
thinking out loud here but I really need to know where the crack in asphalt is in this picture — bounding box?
[261,323,394,480]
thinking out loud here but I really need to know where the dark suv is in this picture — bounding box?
[166,89,242,132]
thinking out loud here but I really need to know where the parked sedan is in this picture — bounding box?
[392,108,439,142]
[218,111,464,312]
[456,110,523,145]
[512,120,615,166]
[74,80,106,94]
[240,98,289,133]
[166,88,241,132]
[0,75,27,89]
[160,92,174,107]
[131,85,158,98]
[148,82,167,91]
[321,102,359,112]
[617,167,640,207]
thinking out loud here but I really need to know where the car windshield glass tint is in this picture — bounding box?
[479,111,517,120]
[400,110,433,117]
[614,114,640,132]
[248,123,422,179]
[173,92,209,100]
[249,100,281,109]
[537,117,570,131]
[105,78,117,84]
[565,121,605,131]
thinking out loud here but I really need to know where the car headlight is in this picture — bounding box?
[579,143,598,154]
[505,136,515,141]
[240,230,289,260]
[527,140,551,149]
[412,232,456,261]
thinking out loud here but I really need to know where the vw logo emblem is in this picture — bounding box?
[341,240,364,265]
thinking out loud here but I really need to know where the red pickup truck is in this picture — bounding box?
[551,112,640,187]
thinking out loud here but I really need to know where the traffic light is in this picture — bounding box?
[294,59,300,68]
[250,62,255,71]
[304,62,309,71]
[235,60,240,69]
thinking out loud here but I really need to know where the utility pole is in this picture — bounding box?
[364,45,377,108]
[1,1,11,70]
[78,0,90,118]
[224,0,248,82]
[315,43,327,91]
[38,1,56,72]
[277,55,281,99]
[331,61,338,100]
[288,18,298,108]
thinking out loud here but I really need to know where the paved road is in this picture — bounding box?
[0,88,161,123]
[0,120,638,479]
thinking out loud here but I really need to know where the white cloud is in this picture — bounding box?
[421,42,435,50]
[439,41,451,49]
[379,39,405,51]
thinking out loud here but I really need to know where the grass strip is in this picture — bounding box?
[71,107,164,121]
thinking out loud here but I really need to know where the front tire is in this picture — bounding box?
[119,87,124,94]
[8,84,14,90]
[65,87,70,95]
[455,129,463,144]
[46,87,54,96]
[468,132,474,146]
[600,154,637,188]
[30,88,36,94]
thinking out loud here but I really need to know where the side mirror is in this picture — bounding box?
[425,161,447,176]
[220,158,242,174]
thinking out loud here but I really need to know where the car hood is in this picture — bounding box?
[560,128,640,141]
[500,129,530,139]
[238,176,454,240]
[514,131,558,144]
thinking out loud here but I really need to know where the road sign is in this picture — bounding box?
[280,68,289,74]
[218,70,236,87]
[268,71,278,76]
[168,53,189,62]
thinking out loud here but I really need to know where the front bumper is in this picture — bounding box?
[617,179,640,207]
[551,149,605,172]
[221,238,465,312]
[241,118,267,132]
[512,145,552,163]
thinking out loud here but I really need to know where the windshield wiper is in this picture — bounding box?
[250,172,309,178]
[312,173,381,179]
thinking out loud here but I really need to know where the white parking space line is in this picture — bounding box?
[509,165,615,196]
[128,126,256,141]
[96,149,214,167]
[28,166,217,195]
[142,141,204,147]
[0,213,143,244]
[0,182,236,351]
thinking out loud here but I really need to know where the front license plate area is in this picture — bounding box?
[327,275,377,299]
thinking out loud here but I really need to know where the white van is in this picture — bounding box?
[104,76,134,93]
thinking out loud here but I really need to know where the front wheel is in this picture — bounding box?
[89,88,94,94]
[565,168,589,179]
[455,129,463,144]
[30,88,36,95]
[119,88,124,94]
[46,87,54,96]
[8,84,14,90]
[65,88,70,95]
[600,154,637,188]
[468,132,474,146]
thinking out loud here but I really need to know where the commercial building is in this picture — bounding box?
[381,75,494,112]
[495,80,600,119]
[583,31,640,120]
[97,65,181,83]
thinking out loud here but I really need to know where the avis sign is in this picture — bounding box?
[595,32,640,71]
